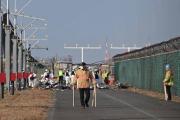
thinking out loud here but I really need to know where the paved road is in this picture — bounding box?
[48,89,180,120]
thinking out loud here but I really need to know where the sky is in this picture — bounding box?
[10,0,180,64]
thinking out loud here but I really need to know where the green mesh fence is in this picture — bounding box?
[114,50,180,96]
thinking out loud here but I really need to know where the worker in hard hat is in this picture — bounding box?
[73,62,96,109]
[163,64,174,101]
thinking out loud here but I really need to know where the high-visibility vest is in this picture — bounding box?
[102,72,108,80]
[164,70,174,86]
[58,70,63,76]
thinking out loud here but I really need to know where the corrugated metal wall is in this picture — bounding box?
[114,50,180,96]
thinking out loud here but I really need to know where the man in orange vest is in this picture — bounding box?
[73,62,96,108]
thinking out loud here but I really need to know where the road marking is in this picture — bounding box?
[100,91,161,120]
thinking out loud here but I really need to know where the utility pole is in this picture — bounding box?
[0,0,47,95]
[105,40,111,65]
[11,0,18,94]
[5,0,11,92]
[0,0,5,98]
[64,44,101,62]
[17,30,23,90]
[15,25,48,81]
[13,0,47,90]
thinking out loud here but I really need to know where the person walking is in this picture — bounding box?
[70,71,75,86]
[73,62,96,109]
[58,68,64,91]
[102,70,108,84]
[42,69,49,80]
[28,72,36,88]
[65,70,71,88]
[163,64,174,101]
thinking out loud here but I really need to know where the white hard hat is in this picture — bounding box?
[165,64,170,70]
[33,73,36,77]
[79,66,83,70]
[45,69,48,72]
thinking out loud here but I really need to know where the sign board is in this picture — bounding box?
[10,73,16,81]
[0,73,6,83]
[17,73,23,79]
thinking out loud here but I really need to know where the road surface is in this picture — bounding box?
[48,89,180,120]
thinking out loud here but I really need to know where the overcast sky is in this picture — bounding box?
[13,0,180,63]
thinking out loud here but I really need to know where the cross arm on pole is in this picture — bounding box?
[83,44,101,49]
[31,46,48,50]
[64,44,101,49]
[111,44,141,52]
[10,12,47,21]
[64,44,102,62]
[22,38,48,41]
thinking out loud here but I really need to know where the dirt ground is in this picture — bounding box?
[0,89,54,120]
[127,87,180,103]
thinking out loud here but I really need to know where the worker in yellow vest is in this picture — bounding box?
[102,70,108,84]
[58,68,64,91]
[163,64,174,101]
